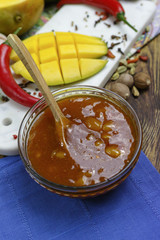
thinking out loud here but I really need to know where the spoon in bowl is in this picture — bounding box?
[7,34,100,161]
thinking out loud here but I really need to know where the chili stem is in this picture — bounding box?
[117,13,137,32]
[5,27,22,45]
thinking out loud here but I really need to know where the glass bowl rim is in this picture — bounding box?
[18,85,142,193]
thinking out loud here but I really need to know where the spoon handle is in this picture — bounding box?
[7,34,64,123]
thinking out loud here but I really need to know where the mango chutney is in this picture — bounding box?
[27,94,137,187]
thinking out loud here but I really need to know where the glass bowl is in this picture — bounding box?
[18,85,142,198]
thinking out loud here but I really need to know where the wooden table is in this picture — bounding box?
[128,34,160,173]
[0,34,160,173]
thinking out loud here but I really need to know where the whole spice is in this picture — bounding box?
[0,43,39,107]
[117,73,134,88]
[104,22,111,28]
[111,72,119,81]
[132,86,140,97]
[119,59,127,66]
[117,48,124,55]
[94,17,103,27]
[111,35,121,40]
[117,65,127,74]
[134,72,151,89]
[57,0,137,32]
[129,66,136,75]
[109,82,130,100]
[127,63,136,69]
[109,41,122,49]
[0,94,9,102]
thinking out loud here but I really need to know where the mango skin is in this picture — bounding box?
[0,0,44,35]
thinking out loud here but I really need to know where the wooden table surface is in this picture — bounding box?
[128,34,160,173]
[0,34,160,173]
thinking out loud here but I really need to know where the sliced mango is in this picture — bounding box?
[60,59,81,84]
[39,47,58,63]
[79,59,108,79]
[76,44,108,58]
[40,61,64,86]
[55,32,74,45]
[38,32,56,49]
[38,32,55,38]
[58,44,77,59]
[10,36,38,62]
[11,53,40,82]
[71,33,106,46]
[10,31,108,86]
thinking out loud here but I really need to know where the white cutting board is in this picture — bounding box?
[0,0,156,156]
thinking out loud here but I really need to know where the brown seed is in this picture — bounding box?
[117,73,134,88]
[110,82,130,100]
[134,72,151,89]
[105,82,113,90]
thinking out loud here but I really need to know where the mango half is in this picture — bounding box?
[0,0,44,36]
[11,32,108,86]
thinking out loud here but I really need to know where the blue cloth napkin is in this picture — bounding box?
[0,151,160,240]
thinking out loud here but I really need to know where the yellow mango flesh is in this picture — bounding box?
[60,59,81,84]
[10,32,108,86]
[79,59,108,79]
[71,33,106,45]
[76,44,108,58]
[56,32,75,45]
[11,53,40,82]
[40,61,64,86]
[58,44,77,59]
[39,47,58,63]
[38,32,56,49]
[10,35,38,62]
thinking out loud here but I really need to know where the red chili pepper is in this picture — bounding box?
[0,43,39,107]
[57,0,137,32]
[127,57,139,64]
[106,49,115,59]
[139,55,148,62]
